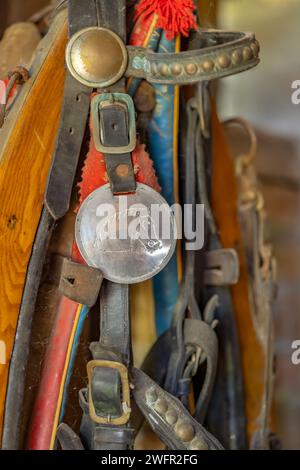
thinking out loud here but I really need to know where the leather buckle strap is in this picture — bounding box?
[126,30,259,85]
[66,28,260,89]
[91,93,136,194]
[87,360,131,426]
[91,93,136,154]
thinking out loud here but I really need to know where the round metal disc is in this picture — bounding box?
[66,27,128,88]
[75,183,177,284]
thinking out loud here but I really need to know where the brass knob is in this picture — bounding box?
[66,27,128,88]
[175,421,195,442]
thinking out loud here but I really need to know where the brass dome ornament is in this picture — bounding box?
[66,27,128,88]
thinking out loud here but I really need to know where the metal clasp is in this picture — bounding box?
[91,93,136,154]
[87,360,131,425]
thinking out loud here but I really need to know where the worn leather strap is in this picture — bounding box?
[46,0,128,220]
[45,0,101,220]
[127,30,259,85]
[131,368,223,451]
[99,102,136,194]
[194,101,247,449]
[78,390,135,450]
[79,283,133,449]
[89,282,131,365]
[72,0,135,450]
[2,207,55,449]
[184,319,218,423]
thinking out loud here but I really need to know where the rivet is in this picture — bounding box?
[185,63,197,75]
[251,41,259,57]
[217,54,231,68]
[175,421,195,442]
[171,63,182,75]
[165,410,178,425]
[202,59,214,72]
[243,46,253,61]
[159,63,169,76]
[154,398,168,414]
[115,164,130,178]
[232,50,242,64]
[189,438,209,450]
[146,388,158,404]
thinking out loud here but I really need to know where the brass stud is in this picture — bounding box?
[165,410,178,425]
[154,398,168,414]
[189,438,209,451]
[202,59,214,72]
[232,50,242,65]
[146,388,158,404]
[251,41,259,57]
[152,63,158,75]
[115,164,130,178]
[159,63,169,76]
[66,27,128,88]
[171,63,182,75]
[217,54,231,69]
[243,46,253,61]
[175,421,195,442]
[185,63,198,75]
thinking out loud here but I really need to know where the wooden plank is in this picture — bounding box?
[0,14,67,438]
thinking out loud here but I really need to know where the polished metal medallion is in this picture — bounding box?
[66,27,128,88]
[75,183,177,284]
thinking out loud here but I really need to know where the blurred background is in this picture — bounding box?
[217,0,300,450]
[0,0,299,449]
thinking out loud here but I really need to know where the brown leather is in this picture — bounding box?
[211,107,273,444]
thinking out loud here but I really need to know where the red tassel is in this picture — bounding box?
[135,0,197,40]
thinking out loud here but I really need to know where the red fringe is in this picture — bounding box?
[135,0,197,40]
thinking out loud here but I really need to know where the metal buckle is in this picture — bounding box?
[87,360,131,425]
[91,93,136,154]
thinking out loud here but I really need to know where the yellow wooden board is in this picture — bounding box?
[0,14,67,438]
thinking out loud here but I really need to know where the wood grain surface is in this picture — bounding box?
[0,19,67,438]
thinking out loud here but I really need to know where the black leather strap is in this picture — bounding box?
[99,103,136,194]
[92,282,131,364]
[2,207,55,450]
[131,368,223,451]
[72,0,134,450]
[45,0,101,220]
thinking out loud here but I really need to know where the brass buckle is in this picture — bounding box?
[91,93,136,154]
[87,359,131,425]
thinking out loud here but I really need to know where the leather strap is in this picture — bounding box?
[131,368,223,451]
[79,283,134,449]
[73,0,134,450]
[126,31,259,85]
[2,207,55,450]
[45,0,100,220]
[184,318,218,423]
[195,100,247,449]
[95,282,131,363]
